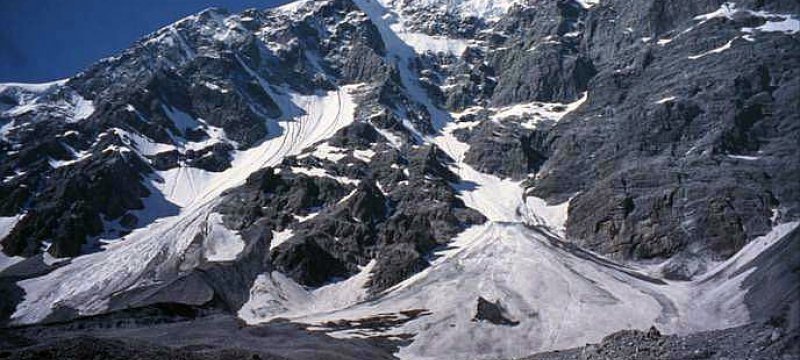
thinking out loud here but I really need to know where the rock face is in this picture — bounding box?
[526,0,800,278]
[454,119,550,179]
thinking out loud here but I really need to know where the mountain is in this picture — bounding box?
[1,0,799,359]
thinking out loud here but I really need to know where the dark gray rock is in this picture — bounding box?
[1,149,156,258]
[455,119,550,180]
[472,297,520,326]
[524,322,800,360]
[526,0,800,270]
[489,0,595,105]
[0,312,399,360]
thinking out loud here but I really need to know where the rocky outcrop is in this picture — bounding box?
[455,119,550,180]
[526,323,799,360]
[269,142,485,292]
[2,149,153,257]
[472,297,520,326]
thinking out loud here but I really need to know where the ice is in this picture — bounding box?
[42,252,70,267]
[249,221,800,360]
[683,222,800,330]
[238,260,376,325]
[203,213,245,262]
[289,223,666,359]
[154,164,216,207]
[432,121,524,222]
[521,195,571,236]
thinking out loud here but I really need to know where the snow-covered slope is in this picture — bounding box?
[382,0,521,21]
[10,85,361,324]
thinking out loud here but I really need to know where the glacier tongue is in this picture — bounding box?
[244,220,796,360]
[10,85,362,325]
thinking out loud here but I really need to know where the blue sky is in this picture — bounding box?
[0,0,291,83]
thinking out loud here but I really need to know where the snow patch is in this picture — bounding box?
[688,37,737,59]
[352,148,376,162]
[203,213,244,262]
[694,2,738,24]
[289,166,360,185]
[0,215,26,272]
[576,0,600,9]
[270,229,295,251]
[656,96,676,104]
[742,12,800,35]
[521,196,571,236]
[727,154,759,161]
[396,32,470,56]
[239,260,376,324]
[491,92,588,128]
